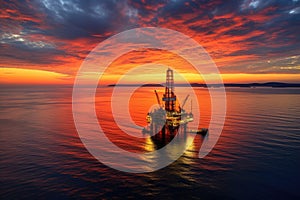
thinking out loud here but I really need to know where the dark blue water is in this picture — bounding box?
[0,86,299,199]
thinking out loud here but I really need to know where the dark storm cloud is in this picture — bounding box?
[0,0,299,74]
[0,39,66,65]
[34,0,140,39]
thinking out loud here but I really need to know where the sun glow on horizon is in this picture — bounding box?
[1,67,299,85]
[0,68,72,85]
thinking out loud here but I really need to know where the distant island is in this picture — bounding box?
[108,83,163,87]
[108,82,300,88]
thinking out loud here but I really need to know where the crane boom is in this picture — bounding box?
[154,90,161,107]
[181,94,190,109]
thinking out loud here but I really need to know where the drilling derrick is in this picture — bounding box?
[143,67,207,139]
[163,68,176,112]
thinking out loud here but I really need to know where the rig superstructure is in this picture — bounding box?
[143,68,196,136]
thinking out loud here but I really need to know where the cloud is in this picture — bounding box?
[0,0,299,78]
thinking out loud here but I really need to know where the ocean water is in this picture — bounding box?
[0,86,299,199]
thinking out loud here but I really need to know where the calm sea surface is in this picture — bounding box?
[0,86,300,199]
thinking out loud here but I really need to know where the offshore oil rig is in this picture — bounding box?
[142,68,207,139]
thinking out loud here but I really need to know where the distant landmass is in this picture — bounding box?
[108,83,163,87]
[108,82,300,88]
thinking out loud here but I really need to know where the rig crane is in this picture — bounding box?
[154,90,162,108]
[180,94,190,110]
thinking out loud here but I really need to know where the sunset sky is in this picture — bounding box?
[0,0,299,84]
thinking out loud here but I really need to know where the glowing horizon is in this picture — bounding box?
[1,67,299,85]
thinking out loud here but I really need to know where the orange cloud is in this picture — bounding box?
[0,1,299,85]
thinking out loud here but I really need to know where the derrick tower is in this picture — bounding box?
[162,68,177,112]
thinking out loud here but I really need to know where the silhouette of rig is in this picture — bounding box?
[142,68,207,140]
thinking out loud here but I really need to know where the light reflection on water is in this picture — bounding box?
[0,86,300,199]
